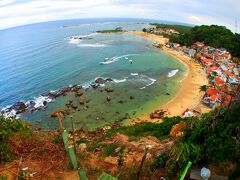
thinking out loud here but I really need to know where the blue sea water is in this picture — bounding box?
[0,18,187,130]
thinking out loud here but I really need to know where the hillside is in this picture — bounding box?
[1,100,239,179]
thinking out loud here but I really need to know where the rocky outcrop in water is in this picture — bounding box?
[91,78,113,89]
[150,109,166,119]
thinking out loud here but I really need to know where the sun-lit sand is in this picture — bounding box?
[127,31,211,123]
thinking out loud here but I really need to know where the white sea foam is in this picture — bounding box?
[33,96,52,109]
[131,73,139,76]
[68,39,82,44]
[2,109,17,118]
[140,77,156,89]
[78,43,106,47]
[99,54,138,65]
[68,33,98,39]
[112,78,127,83]
[168,69,179,77]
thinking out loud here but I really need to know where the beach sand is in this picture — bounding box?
[127,31,211,123]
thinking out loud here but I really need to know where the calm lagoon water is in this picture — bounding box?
[0,18,187,130]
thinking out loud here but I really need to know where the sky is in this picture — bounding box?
[0,0,239,32]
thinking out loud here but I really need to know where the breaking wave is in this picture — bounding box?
[139,76,156,89]
[78,43,106,47]
[168,69,179,77]
[99,54,138,65]
[130,73,139,76]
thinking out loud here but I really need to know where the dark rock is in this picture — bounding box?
[104,88,114,93]
[91,83,100,89]
[105,78,113,82]
[95,77,106,84]
[118,100,124,104]
[75,89,84,96]
[165,93,170,95]
[130,96,134,100]
[11,102,26,114]
[106,96,111,102]
[71,104,78,109]
[150,109,166,119]
[43,101,48,106]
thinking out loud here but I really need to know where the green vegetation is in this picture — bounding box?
[105,116,188,139]
[150,23,193,34]
[101,144,120,157]
[170,25,240,57]
[149,102,240,179]
[0,115,31,163]
[97,27,124,33]
[199,85,208,92]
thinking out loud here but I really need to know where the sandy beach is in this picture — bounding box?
[128,31,211,122]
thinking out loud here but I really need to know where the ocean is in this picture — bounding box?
[0,18,187,130]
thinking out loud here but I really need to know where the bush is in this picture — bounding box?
[150,153,168,171]
[106,116,188,139]
[0,116,32,163]
[0,143,12,163]
[101,144,120,157]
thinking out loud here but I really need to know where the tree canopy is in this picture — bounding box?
[169,25,240,57]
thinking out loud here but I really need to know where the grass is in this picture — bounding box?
[105,116,188,139]
[101,144,120,157]
[76,139,89,145]
[87,143,107,152]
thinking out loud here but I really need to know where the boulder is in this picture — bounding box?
[106,96,111,102]
[118,100,124,104]
[114,147,121,154]
[43,101,48,106]
[78,143,87,151]
[129,96,134,100]
[95,77,106,84]
[75,89,84,96]
[79,96,85,105]
[51,111,59,117]
[11,102,26,114]
[170,121,187,137]
[71,103,78,109]
[91,83,100,89]
[150,109,166,119]
[104,88,114,93]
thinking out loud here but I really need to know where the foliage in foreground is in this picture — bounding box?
[0,116,32,163]
[151,102,240,179]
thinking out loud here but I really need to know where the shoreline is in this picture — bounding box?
[127,31,211,122]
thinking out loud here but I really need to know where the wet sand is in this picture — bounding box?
[127,31,211,122]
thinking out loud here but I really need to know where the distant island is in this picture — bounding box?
[96,27,125,33]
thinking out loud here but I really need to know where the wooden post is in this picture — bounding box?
[68,146,78,170]
[62,130,69,152]
[137,145,152,180]
[78,168,88,180]
[179,161,192,180]
[71,116,77,154]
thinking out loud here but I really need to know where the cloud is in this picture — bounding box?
[0,0,239,32]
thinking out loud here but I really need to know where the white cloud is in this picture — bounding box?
[0,0,239,32]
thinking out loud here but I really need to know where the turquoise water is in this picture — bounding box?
[0,19,187,130]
